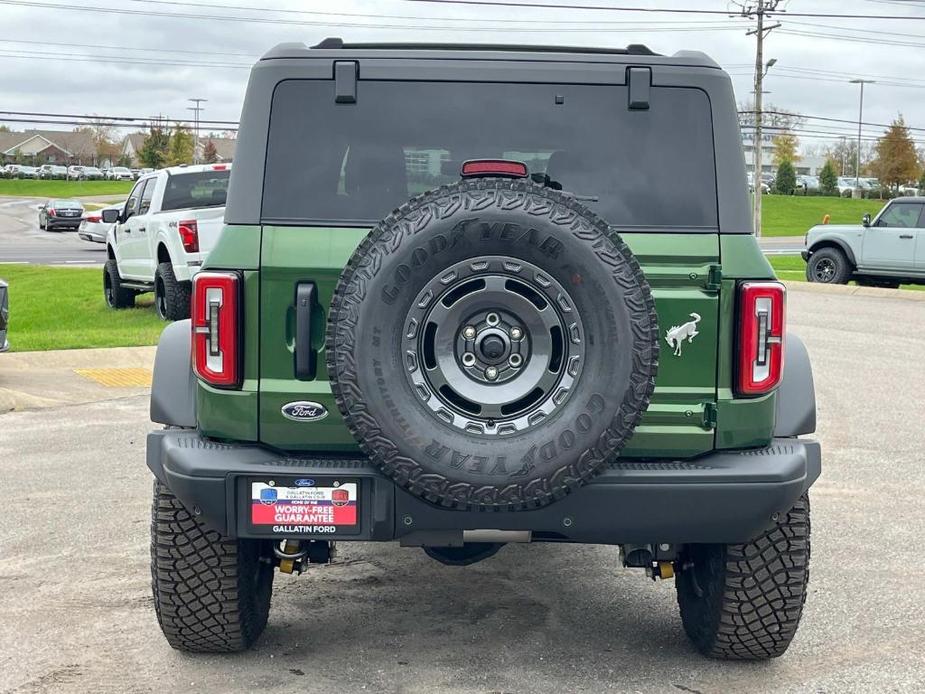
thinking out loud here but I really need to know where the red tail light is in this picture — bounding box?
[86,215,101,223]
[461,159,528,178]
[192,272,241,388]
[736,281,786,397]
[179,219,199,253]
[211,164,227,170]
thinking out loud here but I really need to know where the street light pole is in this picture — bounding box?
[849,79,874,192]
[187,98,207,164]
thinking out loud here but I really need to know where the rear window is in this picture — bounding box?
[161,170,230,211]
[262,80,718,229]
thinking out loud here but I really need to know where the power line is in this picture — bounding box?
[0,110,238,126]
[396,0,925,18]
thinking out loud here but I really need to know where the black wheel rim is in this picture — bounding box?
[104,271,114,307]
[812,257,837,282]
[155,277,167,319]
[403,256,584,436]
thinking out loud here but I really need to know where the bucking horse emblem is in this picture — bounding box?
[665,312,701,357]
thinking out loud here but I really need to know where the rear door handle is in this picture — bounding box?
[900,234,914,239]
[295,282,317,380]
[138,226,146,233]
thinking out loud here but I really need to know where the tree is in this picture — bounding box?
[772,132,800,167]
[918,168,925,194]
[871,115,920,193]
[0,125,10,132]
[819,160,838,196]
[824,138,871,177]
[167,124,195,166]
[202,139,219,164]
[139,124,170,169]
[774,159,796,195]
[117,154,133,168]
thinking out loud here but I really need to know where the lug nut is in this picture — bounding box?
[510,327,523,340]
[462,353,476,367]
[463,325,476,340]
[485,366,499,381]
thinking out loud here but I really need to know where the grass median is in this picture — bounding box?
[761,196,886,237]
[0,180,134,198]
[769,255,924,291]
[0,264,166,351]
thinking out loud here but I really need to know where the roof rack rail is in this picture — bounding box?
[310,37,658,56]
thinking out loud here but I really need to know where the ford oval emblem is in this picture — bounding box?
[294,478,315,487]
[281,401,329,422]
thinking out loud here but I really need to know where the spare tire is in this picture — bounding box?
[327,179,658,510]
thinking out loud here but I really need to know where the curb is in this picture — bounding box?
[783,280,925,302]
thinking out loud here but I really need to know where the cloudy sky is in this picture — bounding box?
[1,0,924,151]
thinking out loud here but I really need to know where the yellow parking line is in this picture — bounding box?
[74,368,153,387]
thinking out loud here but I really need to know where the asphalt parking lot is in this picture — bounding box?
[0,197,107,264]
[1,287,924,693]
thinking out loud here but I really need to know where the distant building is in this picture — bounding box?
[0,129,96,165]
[121,133,236,166]
[741,131,777,176]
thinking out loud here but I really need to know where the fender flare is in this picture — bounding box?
[150,319,197,427]
[774,332,816,437]
[808,237,857,267]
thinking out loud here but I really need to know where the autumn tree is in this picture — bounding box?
[824,139,871,177]
[140,124,170,169]
[167,124,195,166]
[819,160,838,196]
[202,139,219,164]
[772,132,800,167]
[871,115,920,193]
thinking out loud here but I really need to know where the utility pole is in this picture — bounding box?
[187,98,207,164]
[740,0,781,237]
[849,79,874,193]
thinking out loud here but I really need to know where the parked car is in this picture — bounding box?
[142,40,820,662]
[38,199,85,231]
[67,166,84,180]
[746,172,769,194]
[0,278,8,352]
[130,168,141,180]
[139,167,154,177]
[82,166,104,180]
[105,166,134,181]
[13,165,39,179]
[38,164,68,179]
[103,163,231,319]
[837,176,858,196]
[803,196,925,287]
[797,175,819,192]
[79,201,124,243]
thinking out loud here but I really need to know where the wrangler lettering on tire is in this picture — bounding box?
[327,179,659,510]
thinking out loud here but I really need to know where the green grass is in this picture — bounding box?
[760,196,886,237]
[769,255,924,291]
[0,265,166,351]
[0,179,134,198]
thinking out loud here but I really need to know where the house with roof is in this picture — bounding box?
[120,133,235,166]
[0,129,97,165]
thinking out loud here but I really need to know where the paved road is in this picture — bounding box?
[2,289,924,693]
[0,197,106,265]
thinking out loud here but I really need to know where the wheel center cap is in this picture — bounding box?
[480,335,505,360]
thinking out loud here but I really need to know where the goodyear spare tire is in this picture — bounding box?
[327,179,659,510]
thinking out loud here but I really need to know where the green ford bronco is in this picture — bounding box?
[147,39,820,660]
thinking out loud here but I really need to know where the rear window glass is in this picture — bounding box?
[161,170,230,211]
[262,80,717,229]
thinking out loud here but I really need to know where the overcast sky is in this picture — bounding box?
[1,0,924,151]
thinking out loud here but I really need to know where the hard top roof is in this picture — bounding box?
[260,37,719,68]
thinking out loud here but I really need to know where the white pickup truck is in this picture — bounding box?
[103,163,231,320]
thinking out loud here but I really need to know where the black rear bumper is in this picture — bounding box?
[147,429,820,545]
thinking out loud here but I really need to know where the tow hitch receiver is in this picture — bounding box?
[274,540,335,574]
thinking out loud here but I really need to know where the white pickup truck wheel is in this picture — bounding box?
[154,262,191,321]
[104,259,136,309]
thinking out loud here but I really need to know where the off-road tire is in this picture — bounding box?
[154,261,191,321]
[103,259,135,309]
[676,494,811,660]
[327,178,659,511]
[806,247,851,284]
[150,480,274,653]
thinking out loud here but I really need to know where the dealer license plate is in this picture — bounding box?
[250,479,359,535]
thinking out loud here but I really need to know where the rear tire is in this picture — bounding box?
[151,480,274,653]
[154,262,191,321]
[103,259,136,309]
[676,494,811,660]
[806,248,851,284]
